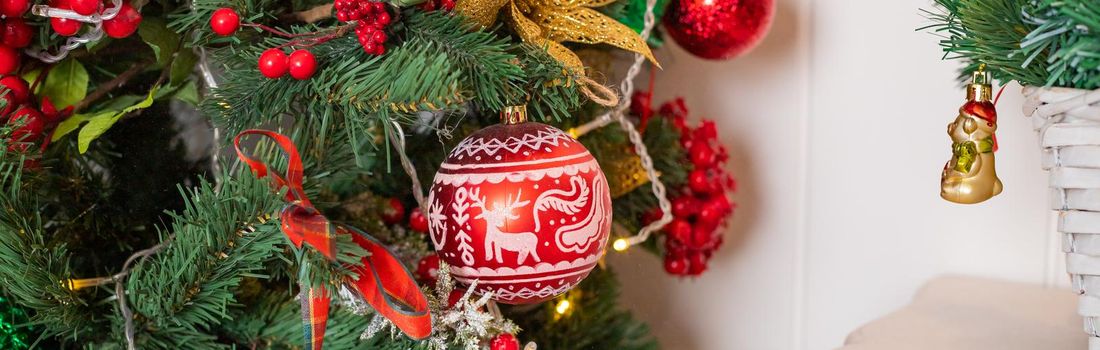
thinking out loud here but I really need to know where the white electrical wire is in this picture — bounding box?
[26,0,122,63]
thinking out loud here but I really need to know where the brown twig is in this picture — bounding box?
[282,4,334,24]
[72,61,152,113]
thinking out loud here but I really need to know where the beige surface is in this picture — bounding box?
[840,276,1084,350]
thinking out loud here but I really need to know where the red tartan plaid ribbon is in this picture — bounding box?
[234,130,432,349]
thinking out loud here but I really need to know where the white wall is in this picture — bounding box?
[609,0,1061,349]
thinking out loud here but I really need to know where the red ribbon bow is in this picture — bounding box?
[234,130,432,349]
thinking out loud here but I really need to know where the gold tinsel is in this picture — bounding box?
[455,0,658,73]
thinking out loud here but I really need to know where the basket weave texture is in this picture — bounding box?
[1023,86,1100,347]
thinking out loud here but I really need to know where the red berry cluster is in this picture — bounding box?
[652,98,736,276]
[1,76,71,165]
[49,0,141,38]
[257,48,317,80]
[334,0,391,55]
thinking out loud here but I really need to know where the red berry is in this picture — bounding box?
[688,169,713,194]
[257,48,288,78]
[666,218,692,244]
[670,195,698,218]
[0,75,28,104]
[69,0,99,16]
[1,19,32,49]
[376,10,389,25]
[7,106,43,145]
[371,29,385,43]
[381,197,405,225]
[697,201,724,228]
[415,254,439,284]
[102,2,141,39]
[209,8,240,36]
[0,0,27,17]
[335,10,349,21]
[287,49,316,80]
[408,207,429,233]
[690,142,716,168]
[50,17,81,37]
[687,252,708,275]
[490,333,520,350]
[0,45,18,75]
[664,256,688,275]
[692,220,716,247]
[447,288,466,308]
[694,120,717,141]
[664,237,686,257]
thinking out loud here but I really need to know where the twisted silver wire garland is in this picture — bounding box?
[26,0,123,63]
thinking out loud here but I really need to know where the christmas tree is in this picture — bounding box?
[0,0,758,346]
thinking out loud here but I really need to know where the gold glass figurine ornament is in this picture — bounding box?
[941,65,1002,204]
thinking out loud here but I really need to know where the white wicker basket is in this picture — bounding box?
[1022,86,1100,349]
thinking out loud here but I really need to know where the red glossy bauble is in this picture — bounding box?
[0,45,18,75]
[209,7,240,36]
[408,207,429,233]
[0,0,27,17]
[69,0,99,16]
[287,49,317,80]
[428,119,611,304]
[490,333,520,350]
[381,197,404,225]
[102,2,142,39]
[1,19,32,48]
[257,48,288,78]
[663,0,774,60]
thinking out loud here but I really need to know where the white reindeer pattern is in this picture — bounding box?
[470,188,542,265]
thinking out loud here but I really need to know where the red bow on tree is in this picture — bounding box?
[234,130,432,349]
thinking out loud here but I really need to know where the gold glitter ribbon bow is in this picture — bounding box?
[455,0,659,73]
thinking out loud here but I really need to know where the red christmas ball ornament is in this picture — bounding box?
[0,45,19,76]
[408,207,429,233]
[69,0,99,16]
[381,197,405,225]
[287,49,317,80]
[0,0,27,18]
[102,2,142,39]
[257,48,288,79]
[209,8,240,36]
[490,333,520,350]
[415,254,440,284]
[428,106,611,304]
[662,0,774,60]
[2,19,33,49]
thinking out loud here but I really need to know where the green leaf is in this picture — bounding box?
[74,86,160,153]
[20,69,40,95]
[171,80,199,105]
[170,48,198,86]
[138,18,180,66]
[51,113,96,142]
[40,59,88,108]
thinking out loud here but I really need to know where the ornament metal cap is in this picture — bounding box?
[967,64,993,102]
[501,105,528,125]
